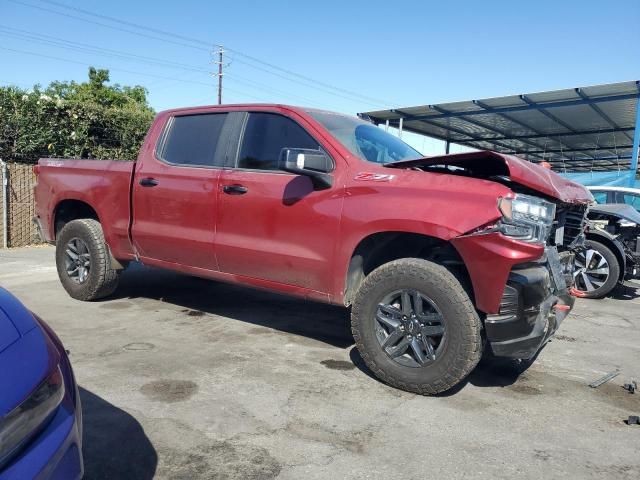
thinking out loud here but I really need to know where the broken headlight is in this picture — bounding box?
[497,194,556,244]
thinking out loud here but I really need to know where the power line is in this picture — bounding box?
[0,26,210,73]
[0,46,268,102]
[9,0,394,107]
[0,25,336,106]
[38,0,389,105]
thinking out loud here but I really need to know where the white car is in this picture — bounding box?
[587,185,640,211]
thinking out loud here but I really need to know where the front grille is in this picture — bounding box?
[552,204,587,249]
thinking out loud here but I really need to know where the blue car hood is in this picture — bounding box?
[0,289,56,416]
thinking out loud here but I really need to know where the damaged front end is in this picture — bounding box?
[388,150,592,359]
[453,200,585,359]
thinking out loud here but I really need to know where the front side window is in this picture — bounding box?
[238,113,320,170]
[308,110,422,164]
[159,113,227,167]
[591,191,607,204]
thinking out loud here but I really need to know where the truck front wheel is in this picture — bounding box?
[55,219,120,301]
[351,258,482,395]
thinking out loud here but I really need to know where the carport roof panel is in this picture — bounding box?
[361,81,640,172]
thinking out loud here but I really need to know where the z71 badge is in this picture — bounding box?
[354,172,396,182]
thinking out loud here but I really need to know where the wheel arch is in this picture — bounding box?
[53,199,100,239]
[342,231,474,307]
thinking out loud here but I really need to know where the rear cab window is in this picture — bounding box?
[158,113,228,167]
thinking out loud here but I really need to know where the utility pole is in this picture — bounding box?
[214,46,224,105]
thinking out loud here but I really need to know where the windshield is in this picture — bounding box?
[308,110,422,164]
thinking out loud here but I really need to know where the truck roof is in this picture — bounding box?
[159,103,312,116]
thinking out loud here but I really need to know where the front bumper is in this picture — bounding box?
[485,249,575,359]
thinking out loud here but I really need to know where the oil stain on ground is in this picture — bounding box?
[140,380,198,403]
[321,359,355,371]
[159,442,281,480]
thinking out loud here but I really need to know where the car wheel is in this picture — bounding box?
[573,240,620,299]
[55,219,120,301]
[351,258,482,395]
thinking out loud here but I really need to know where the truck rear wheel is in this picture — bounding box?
[351,258,482,395]
[573,240,620,299]
[55,219,120,301]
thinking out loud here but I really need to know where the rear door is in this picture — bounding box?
[131,111,235,270]
[215,111,344,294]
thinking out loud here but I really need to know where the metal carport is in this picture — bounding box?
[360,81,640,187]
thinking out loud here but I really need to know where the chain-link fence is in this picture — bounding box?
[0,162,43,248]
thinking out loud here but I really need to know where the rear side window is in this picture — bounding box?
[159,113,227,167]
[622,193,640,210]
[238,113,320,170]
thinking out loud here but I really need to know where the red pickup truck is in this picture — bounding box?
[34,104,592,394]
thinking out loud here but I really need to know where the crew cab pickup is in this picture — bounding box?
[34,104,592,395]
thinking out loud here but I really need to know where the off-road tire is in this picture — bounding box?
[351,258,482,395]
[575,240,620,299]
[56,219,120,301]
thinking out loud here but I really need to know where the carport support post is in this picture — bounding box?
[630,96,640,187]
[1,159,7,249]
[398,117,403,139]
[385,119,389,132]
[445,140,450,154]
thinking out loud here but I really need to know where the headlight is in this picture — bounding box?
[497,194,556,244]
[0,366,65,469]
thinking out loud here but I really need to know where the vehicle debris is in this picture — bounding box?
[588,371,620,388]
[627,416,640,426]
[623,381,637,394]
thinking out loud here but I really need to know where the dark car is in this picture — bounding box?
[0,288,83,479]
[573,204,640,298]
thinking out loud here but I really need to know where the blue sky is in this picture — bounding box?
[1,0,639,153]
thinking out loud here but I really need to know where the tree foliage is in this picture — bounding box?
[0,68,155,163]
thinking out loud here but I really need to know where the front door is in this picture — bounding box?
[215,112,343,293]
[131,112,229,270]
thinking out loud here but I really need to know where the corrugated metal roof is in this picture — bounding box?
[361,81,640,172]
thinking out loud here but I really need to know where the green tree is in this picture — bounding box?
[0,68,155,163]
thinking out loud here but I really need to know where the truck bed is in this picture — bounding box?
[34,158,136,259]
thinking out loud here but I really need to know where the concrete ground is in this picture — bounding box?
[1,246,639,479]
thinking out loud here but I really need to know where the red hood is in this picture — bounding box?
[387,151,593,204]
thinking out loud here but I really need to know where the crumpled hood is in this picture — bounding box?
[387,151,593,204]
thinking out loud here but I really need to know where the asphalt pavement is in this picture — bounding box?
[1,246,639,479]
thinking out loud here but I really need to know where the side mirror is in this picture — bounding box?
[279,148,333,190]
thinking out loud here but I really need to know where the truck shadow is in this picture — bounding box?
[112,263,354,349]
[113,264,537,394]
[349,348,537,395]
[80,387,158,480]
